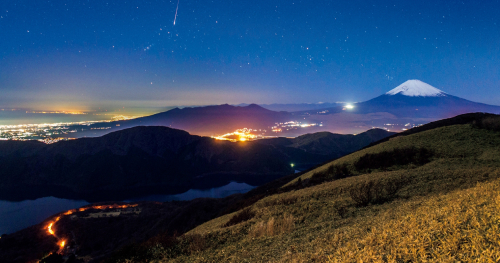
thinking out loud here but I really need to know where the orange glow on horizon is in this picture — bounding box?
[26,110,88,115]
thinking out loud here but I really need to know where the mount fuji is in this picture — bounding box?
[344,80,500,118]
[385,80,446,97]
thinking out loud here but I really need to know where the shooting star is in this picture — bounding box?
[173,0,179,25]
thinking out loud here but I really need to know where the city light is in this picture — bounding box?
[271,121,321,132]
[0,116,140,142]
[212,128,261,142]
[213,121,323,141]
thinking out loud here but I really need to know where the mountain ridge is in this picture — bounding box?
[0,126,393,202]
[60,80,500,138]
[78,104,290,138]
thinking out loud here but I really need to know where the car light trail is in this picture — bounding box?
[43,203,139,258]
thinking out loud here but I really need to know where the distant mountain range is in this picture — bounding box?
[69,80,500,138]
[240,102,342,112]
[75,103,291,138]
[0,126,393,202]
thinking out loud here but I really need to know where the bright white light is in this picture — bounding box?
[345,104,354,109]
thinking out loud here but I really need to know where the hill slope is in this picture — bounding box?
[256,128,394,158]
[105,113,500,262]
[0,126,392,202]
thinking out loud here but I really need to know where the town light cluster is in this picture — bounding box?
[212,121,324,141]
[271,121,322,132]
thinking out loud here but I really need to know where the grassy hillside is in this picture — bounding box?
[285,122,500,187]
[105,116,500,262]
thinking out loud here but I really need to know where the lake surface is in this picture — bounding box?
[0,182,255,235]
[0,197,89,236]
[126,181,255,202]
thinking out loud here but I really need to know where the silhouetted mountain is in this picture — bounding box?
[257,102,341,112]
[0,126,393,202]
[81,104,291,138]
[257,128,394,156]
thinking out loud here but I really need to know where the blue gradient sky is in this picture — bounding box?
[1,0,499,113]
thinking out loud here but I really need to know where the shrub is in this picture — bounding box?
[354,147,433,171]
[149,231,179,245]
[249,214,295,238]
[223,208,255,227]
[473,115,500,131]
[280,214,295,233]
[249,221,266,238]
[349,178,406,207]
[106,231,210,262]
[266,217,276,236]
[309,164,352,185]
[333,202,348,218]
[262,195,299,207]
[296,177,303,188]
[186,234,206,253]
[309,171,327,185]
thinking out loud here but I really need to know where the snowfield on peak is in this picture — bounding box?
[386,80,447,97]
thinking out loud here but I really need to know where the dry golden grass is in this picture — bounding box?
[249,214,295,238]
[172,170,500,262]
[325,179,500,262]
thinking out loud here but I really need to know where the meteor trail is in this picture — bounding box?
[173,0,179,25]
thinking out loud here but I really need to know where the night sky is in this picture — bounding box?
[1,0,499,114]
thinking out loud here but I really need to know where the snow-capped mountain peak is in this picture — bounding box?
[386,80,446,97]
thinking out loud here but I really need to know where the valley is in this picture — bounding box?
[2,113,499,262]
[105,113,500,262]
